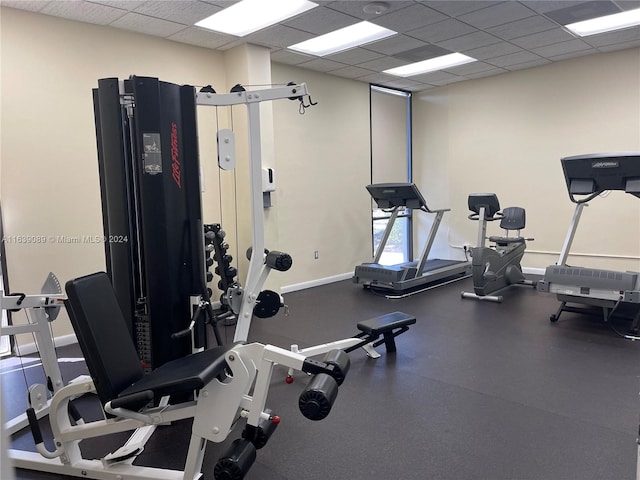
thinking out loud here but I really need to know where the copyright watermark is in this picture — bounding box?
[2,235,129,244]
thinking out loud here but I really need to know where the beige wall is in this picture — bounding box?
[2,6,640,347]
[413,48,640,271]
[271,63,372,287]
[0,7,227,341]
[0,7,372,346]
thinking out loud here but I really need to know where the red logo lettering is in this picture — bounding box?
[170,122,181,189]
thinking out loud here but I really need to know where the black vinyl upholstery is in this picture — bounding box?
[65,272,231,408]
[65,272,144,406]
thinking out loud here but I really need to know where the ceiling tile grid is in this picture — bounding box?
[1,0,639,92]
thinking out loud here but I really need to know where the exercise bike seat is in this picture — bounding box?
[488,207,528,246]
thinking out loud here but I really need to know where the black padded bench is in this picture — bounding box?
[345,311,416,355]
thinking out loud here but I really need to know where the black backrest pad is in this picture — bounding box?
[500,207,526,231]
[65,272,144,404]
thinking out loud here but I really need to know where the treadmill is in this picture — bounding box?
[354,182,471,296]
[537,152,640,335]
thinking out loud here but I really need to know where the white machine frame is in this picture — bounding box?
[196,85,366,359]
[1,286,70,435]
[9,340,331,480]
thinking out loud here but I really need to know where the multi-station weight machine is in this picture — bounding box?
[7,76,415,480]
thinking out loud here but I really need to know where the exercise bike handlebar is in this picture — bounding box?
[468,211,503,221]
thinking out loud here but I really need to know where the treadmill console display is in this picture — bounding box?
[366,183,428,210]
[561,152,640,201]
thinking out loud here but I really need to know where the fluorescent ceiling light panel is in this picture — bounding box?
[384,53,476,77]
[288,21,397,56]
[195,0,318,37]
[565,7,640,36]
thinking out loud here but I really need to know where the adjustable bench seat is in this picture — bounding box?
[65,272,234,410]
[345,311,416,355]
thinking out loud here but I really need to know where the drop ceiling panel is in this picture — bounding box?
[110,11,187,36]
[531,38,594,57]
[200,0,240,7]
[510,28,577,48]
[4,0,640,92]
[325,47,384,65]
[168,27,232,49]
[358,34,428,56]
[283,6,357,35]
[456,1,536,29]
[371,3,448,31]
[543,0,621,25]
[412,70,466,85]
[436,30,502,51]
[329,65,376,78]
[356,56,409,71]
[464,41,523,60]
[379,77,426,90]
[1,0,48,12]
[425,1,502,17]
[393,44,452,62]
[583,27,640,46]
[522,1,589,14]
[486,15,559,40]
[597,38,640,50]
[358,72,399,84]
[297,57,346,72]
[270,49,314,65]
[406,18,477,43]
[444,60,502,75]
[131,1,218,26]
[40,1,126,25]
[485,50,544,67]
[324,1,414,20]
[549,49,600,61]
[244,24,315,49]
[465,67,509,79]
[615,1,640,10]
[503,58,552,70]
[91,1,145,10]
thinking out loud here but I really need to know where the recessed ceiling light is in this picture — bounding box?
[288,21,397,56]
[195,0,318,37]
[383,53,477,77]
[565,7,640,36]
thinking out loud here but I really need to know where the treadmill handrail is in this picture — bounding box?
[422,206,451,214]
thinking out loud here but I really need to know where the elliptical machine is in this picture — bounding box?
[461,193,535,302]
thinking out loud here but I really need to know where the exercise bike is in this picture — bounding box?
[461,193,536,302]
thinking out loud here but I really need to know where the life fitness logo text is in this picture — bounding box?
[171,122,181,189]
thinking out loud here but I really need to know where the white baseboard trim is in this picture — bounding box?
[282,272,353,294]
[523,267,546,276]
[14,333,78,357]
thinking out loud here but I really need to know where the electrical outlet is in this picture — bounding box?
[314,250,319,260]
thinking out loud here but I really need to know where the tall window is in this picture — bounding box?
[370,85,412,265]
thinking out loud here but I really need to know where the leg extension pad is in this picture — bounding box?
[346,311,416,354]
